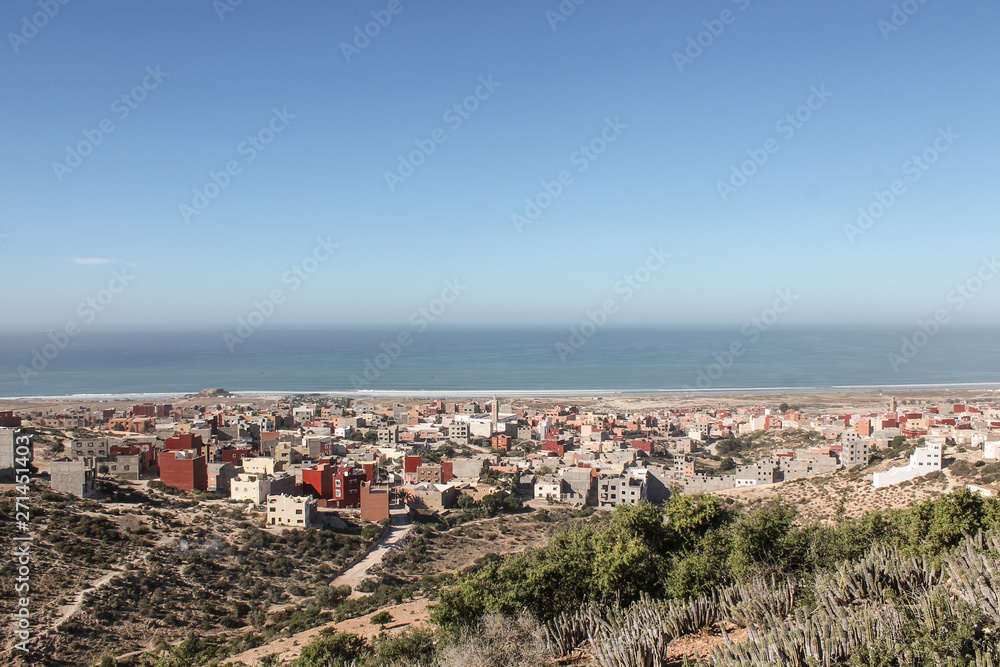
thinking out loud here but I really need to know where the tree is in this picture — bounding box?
[370,611,393,629]
[662,493,731,551]
[455,493,478,510]
[534,465,553,477]
[373,627,436,663]
[293,633,368,666]
[315,584,351,609]
[503,491,523,512]
[716,435,744,456]
[719,457,736,471]
[778,402,790,413]
[592,503,671,602]
[726,501,800,581]
[481,494,501,517]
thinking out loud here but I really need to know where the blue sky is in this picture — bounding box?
[2,0,999,330]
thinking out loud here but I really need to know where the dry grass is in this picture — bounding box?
[718,463,962,523]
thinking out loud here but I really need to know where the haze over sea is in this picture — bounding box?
[1,327,998,399]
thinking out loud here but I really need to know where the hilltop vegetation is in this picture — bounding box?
[0,485,369,667]
[432,489,1000,628]
[269,489,1000,666]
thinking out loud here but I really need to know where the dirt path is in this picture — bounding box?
[51,568,122,630]
[49,532,173,632]
[224,598,431,665]
[333,521,413,597]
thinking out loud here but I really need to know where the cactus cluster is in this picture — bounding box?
[546,530,1000,666]
[543,574,796,664]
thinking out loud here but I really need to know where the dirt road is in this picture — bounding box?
[333,509,412,597]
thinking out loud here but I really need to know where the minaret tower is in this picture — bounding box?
[492,394,499,434]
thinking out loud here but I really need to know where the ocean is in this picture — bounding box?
[0,326,999,399]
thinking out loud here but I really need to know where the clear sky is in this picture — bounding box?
[2,0,999,330]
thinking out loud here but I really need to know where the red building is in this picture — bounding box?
[441,460,454,483]
[111,443,155,469]
[302,463,365,507]
[331,465,365,508]
[360,482,391,522]
[0,411,22,427]
[158,451,207,492]
[219,448,251,466]
[302,463,334,499]
[133,403,171,418]
[631,439,652,454]
[542,441,567,456]
[165,434,204,456]
[491,434,511,451]
[403,455,421,483]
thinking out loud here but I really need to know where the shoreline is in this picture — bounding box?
[2,382,1000,402]
[3,386,1000,415]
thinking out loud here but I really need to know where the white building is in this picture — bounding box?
[266,494,316,527]
[243,457,281,476]
[536,417,552,441]
[533,475,562,501]
[231,473,272,505]
[972,431,1000,458]
[986,441,1000,460]
[841,432,870,469]
[873,440,943,488]
[292,406,315,424]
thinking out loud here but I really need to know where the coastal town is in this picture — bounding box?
[4,390,1000,665]
[5,391,1000,516]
